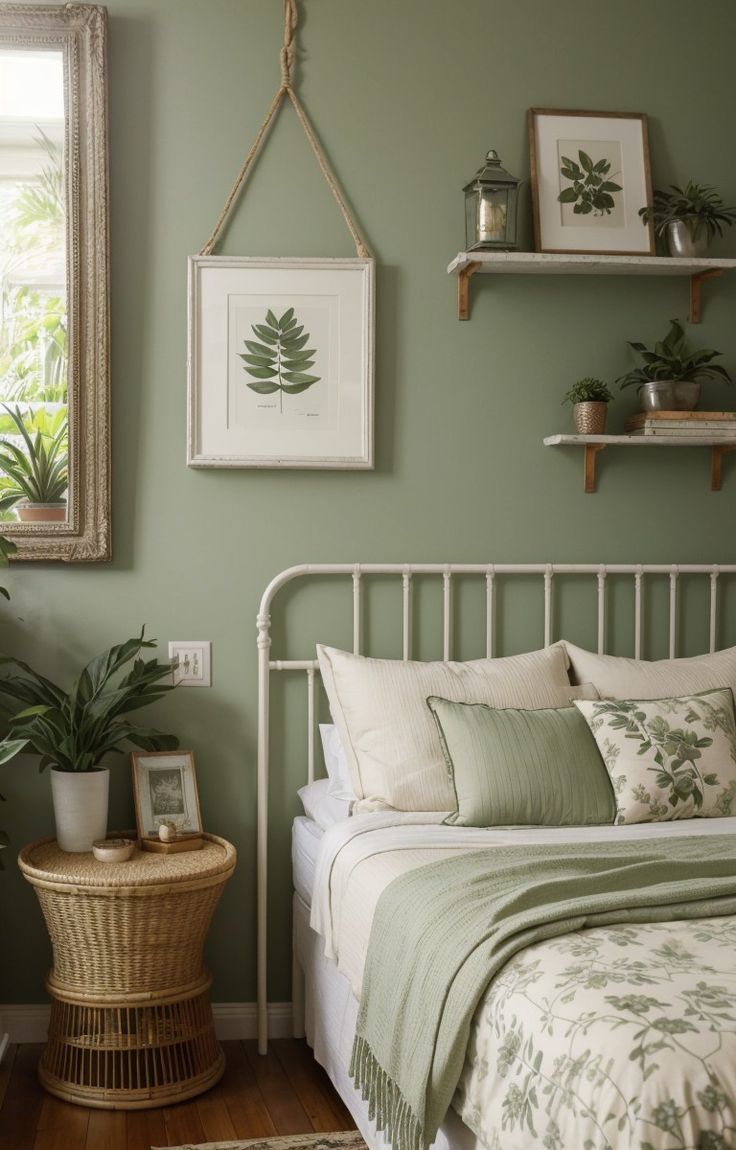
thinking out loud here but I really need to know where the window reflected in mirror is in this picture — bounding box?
[0,5,109,562]
[0,48,68,525]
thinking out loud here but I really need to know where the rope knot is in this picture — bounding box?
[280,44,294,87]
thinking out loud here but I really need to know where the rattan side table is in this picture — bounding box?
[18,833,236,1110]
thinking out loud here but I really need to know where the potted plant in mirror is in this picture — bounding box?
[639,182,736,257]
[562,378,613,434]
[0,631,179,851]
[0,405,67,523]
[617,319,732,412]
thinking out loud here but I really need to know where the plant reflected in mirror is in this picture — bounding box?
[0,50,67,524]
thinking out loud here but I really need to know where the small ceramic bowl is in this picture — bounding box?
[92,838,135,863]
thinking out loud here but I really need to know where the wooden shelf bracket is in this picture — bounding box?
[690,268,723,324]
[457,260,481,320]
[711,443,736,490]
[584,443,607,493]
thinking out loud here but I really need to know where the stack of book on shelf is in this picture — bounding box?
[624,411,736,437]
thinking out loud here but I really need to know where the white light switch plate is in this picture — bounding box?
[169,641,211,687]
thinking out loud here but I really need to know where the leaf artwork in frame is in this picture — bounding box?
[557,150,623,217]
[239,307,320,414]
[528,109,654,254]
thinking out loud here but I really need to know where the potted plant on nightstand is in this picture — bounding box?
[617,319,731,412]
[639,182,736,257]
[0,631,179,851]
[562,378,614,434]
[0,406,67,522]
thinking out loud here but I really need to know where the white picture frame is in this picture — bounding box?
[187,256,374,468]
[130,750,203,838]
[529,108,654,255]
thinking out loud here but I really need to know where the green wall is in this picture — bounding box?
[2,0,736,1005]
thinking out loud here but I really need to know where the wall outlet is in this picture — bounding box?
[168,641,211,687]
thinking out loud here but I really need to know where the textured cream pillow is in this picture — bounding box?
[317,643,589,812]
[563,640,736,700]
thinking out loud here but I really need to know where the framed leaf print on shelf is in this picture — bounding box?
[528,108,654,255]
[188,256,374,468]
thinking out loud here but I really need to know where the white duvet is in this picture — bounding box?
[311,814,736,1150]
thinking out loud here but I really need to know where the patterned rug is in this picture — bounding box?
[156,1130,366,1150]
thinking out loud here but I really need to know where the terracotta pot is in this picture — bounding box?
[573,402,608,435]
[16,502,66,523]
[50,767,109,852]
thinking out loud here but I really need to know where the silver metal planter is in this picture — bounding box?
[639,380,701,412]
[666,219,709,258]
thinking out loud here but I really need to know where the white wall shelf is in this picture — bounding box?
[448,252,736,322]
[544,433,736,494]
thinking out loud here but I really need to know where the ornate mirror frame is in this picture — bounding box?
[0,4,110,561]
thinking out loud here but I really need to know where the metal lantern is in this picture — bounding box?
[463,149,521,251]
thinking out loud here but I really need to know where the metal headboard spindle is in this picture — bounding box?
[255,562,735,1053]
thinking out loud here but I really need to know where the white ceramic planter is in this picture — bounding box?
[50,767,110,852]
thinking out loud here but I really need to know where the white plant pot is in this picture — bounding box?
[50,767,110,852]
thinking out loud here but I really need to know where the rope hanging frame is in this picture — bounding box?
[200,0,372,260]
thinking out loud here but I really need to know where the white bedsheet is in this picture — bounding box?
[292,814,324,905]
[310,812,736,996]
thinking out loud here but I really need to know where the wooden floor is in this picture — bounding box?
[0,1040,357,1150]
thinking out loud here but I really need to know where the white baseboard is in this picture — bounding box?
[0,1002,293,1044]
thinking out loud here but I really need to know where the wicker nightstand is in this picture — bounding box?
[18,833,236,1109]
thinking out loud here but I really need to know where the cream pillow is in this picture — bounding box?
[563,640,736,700]
[317,642,591,812]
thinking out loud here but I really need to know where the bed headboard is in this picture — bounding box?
[255,561,736,1052]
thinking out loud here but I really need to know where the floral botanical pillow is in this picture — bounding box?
[574,688,736,824]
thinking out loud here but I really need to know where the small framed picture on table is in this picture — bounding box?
[131,750,203,839]
[528,108,654,254]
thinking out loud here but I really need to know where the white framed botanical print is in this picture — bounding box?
[528,108,654,255]
[188,256,374,468]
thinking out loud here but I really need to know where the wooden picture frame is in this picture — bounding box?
[528,108,654,255]
[130,750,203,839]
[187,256,375,469]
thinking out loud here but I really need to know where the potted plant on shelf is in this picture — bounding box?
[639,182,736,257]
[0,405,68,522]
[0,631,179,851]
[616,319,731,412]
[562,378,613,434]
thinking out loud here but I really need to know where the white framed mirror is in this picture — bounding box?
[0,4,110,561]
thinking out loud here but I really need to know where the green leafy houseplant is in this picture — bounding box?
[557,151,622,217]
[639,182,736,242]
[616,319,732,391]
[0,631,178,773]
[562,378,614,405]
[0,404,67,514]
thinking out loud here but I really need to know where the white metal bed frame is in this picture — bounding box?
[255,561,736,1054]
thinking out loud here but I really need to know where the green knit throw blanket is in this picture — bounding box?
[349,834,736,1150]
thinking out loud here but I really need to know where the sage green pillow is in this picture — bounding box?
[427,696,616,827]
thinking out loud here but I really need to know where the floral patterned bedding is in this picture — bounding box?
[454,915,736,1150]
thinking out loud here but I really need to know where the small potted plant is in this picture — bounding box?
[639,182,736,257]
[616,318,731,412]
[562,378,614,434]
[0,405,67,522]
[0,631,179,851]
